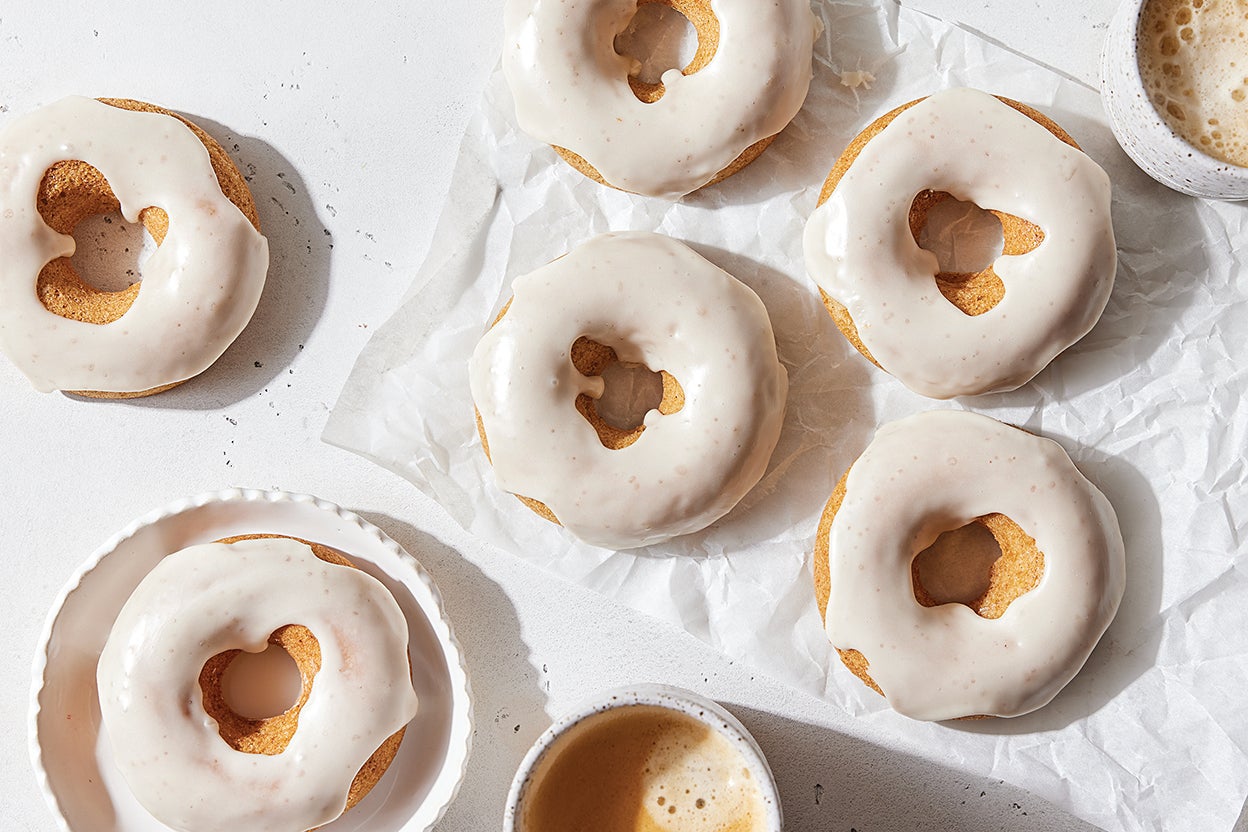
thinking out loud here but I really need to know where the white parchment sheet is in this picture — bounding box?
[324,2,1248,829]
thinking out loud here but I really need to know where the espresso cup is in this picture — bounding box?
[1101,0,1248,200]
[504,684,783,832]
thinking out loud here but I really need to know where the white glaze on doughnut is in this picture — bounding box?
[803,88,1117,398]
[0,96,269,393]
[96,538,418,831]
[469,231,788,550]
[823,411,1125,721]
[503,0,818,198]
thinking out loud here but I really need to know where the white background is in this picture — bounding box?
[0,2,1237,831]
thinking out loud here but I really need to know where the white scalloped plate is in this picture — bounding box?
[29,488,474,832]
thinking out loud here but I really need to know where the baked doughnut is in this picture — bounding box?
[803,87,1117,398]
[0,96,268,397]
[814,410,1125,721]
[502,0,818,197]
[469,231,788,549]
[96,534,418,831]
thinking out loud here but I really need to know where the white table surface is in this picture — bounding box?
[1,2,1240,831]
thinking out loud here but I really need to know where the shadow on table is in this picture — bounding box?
[949,443,1162,736]
[633,243,874,559]
[98,115,332,410]
[681,0,902,210]
[728,703,1100,831]
[1022,105,1212,402]
[360,512,550,823]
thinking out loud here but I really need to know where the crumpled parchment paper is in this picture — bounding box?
[324,2,1248,829]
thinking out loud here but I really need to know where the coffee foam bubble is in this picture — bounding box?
[520,704,765,832]
[1138,0,1248,167]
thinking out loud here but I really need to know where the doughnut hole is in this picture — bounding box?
[614,0,717,102]
[813,467,1046,713]
[476,300,686,527]
[910,190,1047,316]
[70,210,159,294]
[32,97,261,399]
[911,513,1044,619]
[593,360,666,430]
[35,160,167,326]
[554,0,775,192]
[197,534,407,814]
[570,335,685,450]
[199,622,321,755]
[219,638,303,720]
[815,96,1078,369]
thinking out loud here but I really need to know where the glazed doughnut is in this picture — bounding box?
[803,87,1117,398]
[502,0,818,197]
[813,410,1125,721]
[96,535,418,831]
[469,231,788,550]
[0,96,269,397]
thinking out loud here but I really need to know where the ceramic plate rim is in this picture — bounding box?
[28,487,474,832]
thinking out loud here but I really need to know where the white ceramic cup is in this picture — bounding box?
[1101,0,1248,200]
[503,684,783,832]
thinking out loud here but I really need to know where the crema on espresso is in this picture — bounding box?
[1138,0,1248,167]
[519,705,766,832]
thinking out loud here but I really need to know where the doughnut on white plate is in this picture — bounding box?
[29,488,473,832]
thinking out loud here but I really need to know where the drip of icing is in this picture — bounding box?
[823,411,1125,721]
[96,538,418,831]
[803,88,1117,399]
[0,96,269,393]
[502,0,818,197]
[469,231,788,550]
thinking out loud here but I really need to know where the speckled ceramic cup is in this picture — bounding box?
[1101,0,1248,199]
[503,684,782,832]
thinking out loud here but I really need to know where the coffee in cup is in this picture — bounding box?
[1102,0,1248,198]
[1137,0,1248,167]
[517,703,767,832]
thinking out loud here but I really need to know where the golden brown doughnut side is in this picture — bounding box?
[625,0,720,104]
[197,534,407,817]
[554,135,778,194]
[97,98,261,231]
[475,297,687,526]
[813,423,1049,716]
[812,472,843,624]
[954,513,1046,620]
[813,466,885,697]
[33,98,259,398]
[550,0,779,193]
[474,407,564,524]
[814,96,1082,369]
